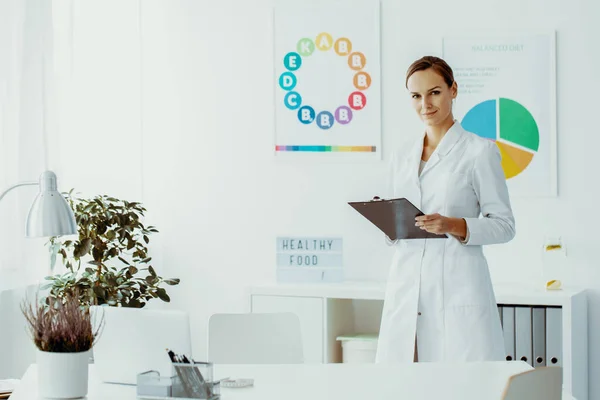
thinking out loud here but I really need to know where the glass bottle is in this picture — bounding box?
[540,235,566,290]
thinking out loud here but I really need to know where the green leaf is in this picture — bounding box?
[143,235,149,244]
[79,237,92,256]
[128,266,138,275]
[106,230,116,240]
[126,299,142,308]
[164,278,180,286]
[156,288,170,302]
[141,257,152,264]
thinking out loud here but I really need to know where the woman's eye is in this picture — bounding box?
[412,94,420,99]
[431,91,440,95]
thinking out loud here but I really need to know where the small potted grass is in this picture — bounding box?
[21,293,103,399]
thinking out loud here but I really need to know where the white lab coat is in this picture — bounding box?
[375,121,515,363]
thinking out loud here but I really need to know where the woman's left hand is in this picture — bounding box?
[415,213,452,235]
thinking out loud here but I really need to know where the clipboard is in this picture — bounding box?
[348,197,447,240]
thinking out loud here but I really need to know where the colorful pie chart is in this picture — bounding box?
[461,98,539,179]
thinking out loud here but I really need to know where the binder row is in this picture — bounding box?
[497,305,562,368]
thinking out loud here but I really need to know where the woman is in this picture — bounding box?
[375,56,515,363]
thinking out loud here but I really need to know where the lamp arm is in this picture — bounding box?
[0,182,39,203]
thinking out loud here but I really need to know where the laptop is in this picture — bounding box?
[90,306,192,385]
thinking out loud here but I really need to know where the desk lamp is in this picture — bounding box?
[0,171,77,237]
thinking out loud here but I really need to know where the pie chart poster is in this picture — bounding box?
[442,33,557,197]
[273,3,381,160]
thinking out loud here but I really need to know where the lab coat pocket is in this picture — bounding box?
[444,305,497,361]
[444,254,488,308]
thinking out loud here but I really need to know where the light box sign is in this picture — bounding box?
[276,237,343,283]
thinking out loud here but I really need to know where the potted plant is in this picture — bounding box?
[21,293,103,398]
[43,191,179,307]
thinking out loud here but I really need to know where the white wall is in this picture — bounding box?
[52,0,142,201]
[53,0,600,397]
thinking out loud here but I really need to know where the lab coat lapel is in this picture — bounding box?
[409,132,426,185]
[419,120,463,178]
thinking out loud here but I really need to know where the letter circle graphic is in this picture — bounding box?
[278,35,372,130]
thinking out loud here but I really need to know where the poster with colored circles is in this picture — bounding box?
[273,3,381,159]
[442,32,557,197]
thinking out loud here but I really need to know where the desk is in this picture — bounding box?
[8,361,555,400]
[250,282,588,399]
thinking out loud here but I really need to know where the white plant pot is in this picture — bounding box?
[37,349,90,399]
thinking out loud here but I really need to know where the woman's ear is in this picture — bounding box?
[451,81,458,99]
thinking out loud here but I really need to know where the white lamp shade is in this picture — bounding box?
[25,171,77,237]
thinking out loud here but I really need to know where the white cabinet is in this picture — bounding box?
[250,282,587,400]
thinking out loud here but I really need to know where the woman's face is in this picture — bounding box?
[407,68,457,127]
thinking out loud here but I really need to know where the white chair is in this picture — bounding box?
[0,285,38,379]
[207,312,303,364]
[90,306,192,385]
[501,366,562,400]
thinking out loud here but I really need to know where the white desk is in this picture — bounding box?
[250,282,588,399]
[8,361,553,400]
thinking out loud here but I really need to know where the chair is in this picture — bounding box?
[207,312,303,364]
[90,306,192,384]
[0,285,38,380]
[501,366,563,400]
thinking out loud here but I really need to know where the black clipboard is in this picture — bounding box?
[348,197,447,240]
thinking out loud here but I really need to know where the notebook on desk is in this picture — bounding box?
[90,307,192,385]
[0,379,19,399]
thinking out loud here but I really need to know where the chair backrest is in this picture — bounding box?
[501,367,562,400]
[90,306,192,384]
[208,312,303,364]
[0,285,38,379]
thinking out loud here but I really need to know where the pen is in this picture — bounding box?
[166,349,176,363]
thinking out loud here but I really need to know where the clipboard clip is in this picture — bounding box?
[371,196,384,202]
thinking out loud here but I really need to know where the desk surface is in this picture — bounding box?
[8,361,550,400]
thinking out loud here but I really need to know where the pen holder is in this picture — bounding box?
[137,362,220,400]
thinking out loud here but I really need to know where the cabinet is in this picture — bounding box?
[249,282,587,400]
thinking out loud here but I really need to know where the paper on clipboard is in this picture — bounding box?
[348,197,447,240]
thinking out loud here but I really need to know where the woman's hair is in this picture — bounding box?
[405,56,455,89]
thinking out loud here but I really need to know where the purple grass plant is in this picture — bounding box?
[21,293,104,353]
